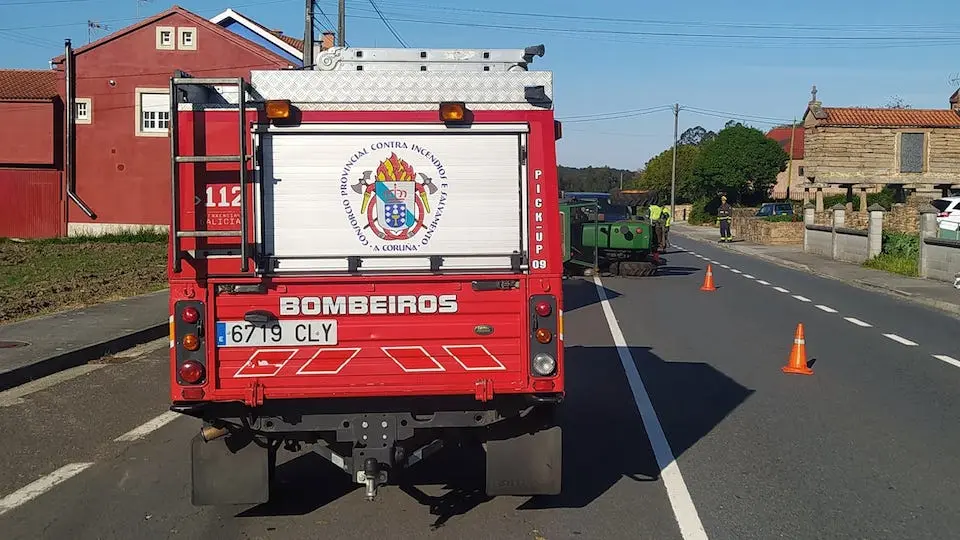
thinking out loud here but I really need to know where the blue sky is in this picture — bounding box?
[2,0,958,170]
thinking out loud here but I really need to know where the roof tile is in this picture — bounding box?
[819,107,960,128]
[766,126,804,159]
[0,69,58,100]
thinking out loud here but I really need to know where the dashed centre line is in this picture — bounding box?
[815,305,838,313]
[933,355,960,368]
[0,462,94,516]
[756,280,770,286]
[772,286,790,293]
[793,295,811,302]
[743,274,755,279]
[730,269,742,274]
[844,317,872,327]
[883,334,918,346]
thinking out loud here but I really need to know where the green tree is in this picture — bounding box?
[689,124,789,204]
[636,144,701,203]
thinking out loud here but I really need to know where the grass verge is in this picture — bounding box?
[0,229,168,324]
[862,231,919,277]
[863,253,918,277]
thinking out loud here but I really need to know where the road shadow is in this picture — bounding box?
[654,265,700,277]
[233,346,752,525]
[562,277,620,313]
[235,452,358,518]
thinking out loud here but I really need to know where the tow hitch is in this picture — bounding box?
[358,457,388,501]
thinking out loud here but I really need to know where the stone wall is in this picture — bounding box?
[804,126,960,184]
[811,195,941,234]
[835,228,870,264]
[806,226,832,257]
[732,218,803,245]
[923,238,960,284]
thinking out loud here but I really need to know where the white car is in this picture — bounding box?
[932,196,960,229]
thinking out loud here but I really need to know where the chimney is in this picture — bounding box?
[322,31,335,50]
[951,89,960,111]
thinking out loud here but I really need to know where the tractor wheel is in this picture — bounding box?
[611,261,657,277]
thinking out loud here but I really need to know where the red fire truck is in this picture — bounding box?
[167,44,564,505]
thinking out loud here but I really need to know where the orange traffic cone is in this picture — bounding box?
[782,323,813,375]
[700,264,716,291]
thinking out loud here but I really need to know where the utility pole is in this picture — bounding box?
[337,0,346,47]
[670,103,679,220]
[303,0,314,68]
[619,171,623,190]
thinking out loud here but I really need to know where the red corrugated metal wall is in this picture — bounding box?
[0,169,62,238]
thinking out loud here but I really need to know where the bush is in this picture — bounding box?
[762,214,801,223]
[862,231,919,276]
[688,197,714,226]
[822,187,898,211]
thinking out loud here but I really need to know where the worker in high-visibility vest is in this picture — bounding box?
[662,206,672,248]
[716,195,733,242]
[648,202,664,250]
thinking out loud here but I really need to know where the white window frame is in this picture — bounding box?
[135,88,170,137]
[75,97,92,124]
[156,26,175,50]
[178,27,197,50]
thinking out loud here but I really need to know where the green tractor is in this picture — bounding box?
[559,189,663,277]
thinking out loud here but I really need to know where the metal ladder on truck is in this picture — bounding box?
[312,44,545,72]
[168,74,252,274]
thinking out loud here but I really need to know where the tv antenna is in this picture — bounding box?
[87,20,109,44]
[137,0,153,18]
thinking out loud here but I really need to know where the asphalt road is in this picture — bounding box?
[1,235,959,539]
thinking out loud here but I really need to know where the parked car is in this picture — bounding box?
[932,197,960,229]
[756,202,795,217]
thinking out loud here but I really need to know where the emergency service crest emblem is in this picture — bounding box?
[340,143,449,252]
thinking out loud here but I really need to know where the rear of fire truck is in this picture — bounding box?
[166,44,564,505]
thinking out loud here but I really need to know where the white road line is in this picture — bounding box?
[883,333,918,346]
[933,355,960,368]
[593,276,708,540]
[844,317,872,327]
[815,305,838,313]
[730,269,742,274]
[756,280,770,286]
[114,411,180,442]
[792,295,811,302]
[773,286,790,293]
[743,274,755,279]
[0,462,94,516]
[720,264,730,269]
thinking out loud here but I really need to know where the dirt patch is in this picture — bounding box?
[0,238,167,324]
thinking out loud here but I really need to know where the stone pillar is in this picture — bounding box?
[831,203,845,260]
[867,203,884,258]
[816,188,824,212]
[803,203,815,253]
[918,204,938,279]
[859,188,868,212]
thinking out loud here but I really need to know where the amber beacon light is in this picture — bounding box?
[439,102,467,122]
[265,99,291,119]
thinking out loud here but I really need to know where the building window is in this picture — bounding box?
[900,132,925,173]
[156,26,174,50]
[136,89,170,137]
[178,27,197,50]
[75,98,92,124]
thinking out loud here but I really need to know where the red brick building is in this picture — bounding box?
[0,70,64,238]
[47,5,297,236]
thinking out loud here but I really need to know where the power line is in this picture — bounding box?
[367,0,407,46]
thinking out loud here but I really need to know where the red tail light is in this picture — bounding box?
[181,307,199,323]
[535,301,552,317]
[939,212,950,218]
[179,361,205,384]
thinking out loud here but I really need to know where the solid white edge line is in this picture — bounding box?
[0,462,94,516]
[843,317,872,327]
[883,333,918,346]
[933,354,960,368]
[114,411,180,442]
[815,305,838,313]
[792,295,811,302]
[593,275,709,540]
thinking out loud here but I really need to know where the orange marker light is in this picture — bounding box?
[265,99,291,120]
[439,102,466,122]
[182,333,200,351]
[535,328,552,344]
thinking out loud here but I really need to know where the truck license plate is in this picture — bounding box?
[215,320,338,347]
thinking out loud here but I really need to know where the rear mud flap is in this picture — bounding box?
[485,425,562,496]
[191,432,271,506]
